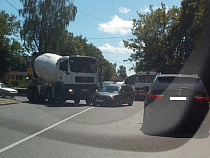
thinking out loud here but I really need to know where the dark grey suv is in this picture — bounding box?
[142,74,209,136]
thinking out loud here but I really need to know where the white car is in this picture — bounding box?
[0,83,18,98]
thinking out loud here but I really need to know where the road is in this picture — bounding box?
[0,96,210,158]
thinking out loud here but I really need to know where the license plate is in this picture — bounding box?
[81,89,89,92]
[96,99,104,102]
[170,97,187,101]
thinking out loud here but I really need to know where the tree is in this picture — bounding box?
[125,1,210,75]
[117,65,127,80]
[19,0,77,53]
[9,40,30,72]
[0,11,21,80]
[177,0,210,95]
[124,3,181,73]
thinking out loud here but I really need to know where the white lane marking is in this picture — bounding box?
[170,97,187,101]
[0,107,94,153]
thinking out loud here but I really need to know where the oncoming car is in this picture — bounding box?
[0,83,18,98]
[97,81,114,90]
[91,84,135,106]
[142,74,209,136]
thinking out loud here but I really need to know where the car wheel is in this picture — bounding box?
[1,92,6,98]
[92,101,97,106]
[115,99,121,107]
[128,98,133,106]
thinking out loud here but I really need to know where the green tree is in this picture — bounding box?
[19,0,77,53]
[124,3,180,73]
[9,40,30,71]
[117,65,127,80]
[0,11,21,79]
[177,0,210,95]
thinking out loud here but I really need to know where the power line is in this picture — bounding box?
[5,0,19,12]
[77,10,108,22]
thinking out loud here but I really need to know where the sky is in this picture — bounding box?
[1,0,182,76]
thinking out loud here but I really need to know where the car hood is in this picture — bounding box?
[1,88,18,93]
[96,92,119,97]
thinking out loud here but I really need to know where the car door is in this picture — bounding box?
[120,86,131,104]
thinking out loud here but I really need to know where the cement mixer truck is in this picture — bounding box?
[27,52,101,104]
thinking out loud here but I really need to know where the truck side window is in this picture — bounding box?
[59,61,68,72]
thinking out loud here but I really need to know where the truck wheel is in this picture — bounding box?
[33,88,39,102]
[55,84,66,104]
[74,99,80,105]
[86,99,91,105]
[27,88,33,102]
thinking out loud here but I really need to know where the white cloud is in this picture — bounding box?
[143,7,150,13]
[98,41,133,54]
[99,15,133,35]
[119,7,130,14]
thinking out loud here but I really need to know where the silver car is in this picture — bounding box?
[0,83,18,98]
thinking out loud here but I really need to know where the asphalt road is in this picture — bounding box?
[0,96,210,158]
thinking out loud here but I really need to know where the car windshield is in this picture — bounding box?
[100,86,119,93]
[69,57,97,73]
[0,83,8,88]
[139,75,156,83]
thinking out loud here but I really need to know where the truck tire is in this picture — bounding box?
[86,99,92,105]
[74,98,80,105]
[27,87,37,102]
[47,87,55,103]
[33,88,38,102]
[54,83,66,104]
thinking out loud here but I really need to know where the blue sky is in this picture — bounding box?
[1,0,182,76]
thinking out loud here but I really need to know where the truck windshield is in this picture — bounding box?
[69,57,97,73]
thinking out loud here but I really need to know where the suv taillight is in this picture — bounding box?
[195,94,209,103]
[149,94,163,100]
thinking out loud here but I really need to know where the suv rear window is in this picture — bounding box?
[158,77,199,84]
[153,77,202,91]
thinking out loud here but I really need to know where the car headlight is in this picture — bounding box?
[111,95,115,100]
[69,89,74,93]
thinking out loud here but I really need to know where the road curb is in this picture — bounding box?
[0,98,19,105]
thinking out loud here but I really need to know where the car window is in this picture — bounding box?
[152,77,205,91]
[100,86,119,93]
[158,77,199,84]
[0,83,8,88]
